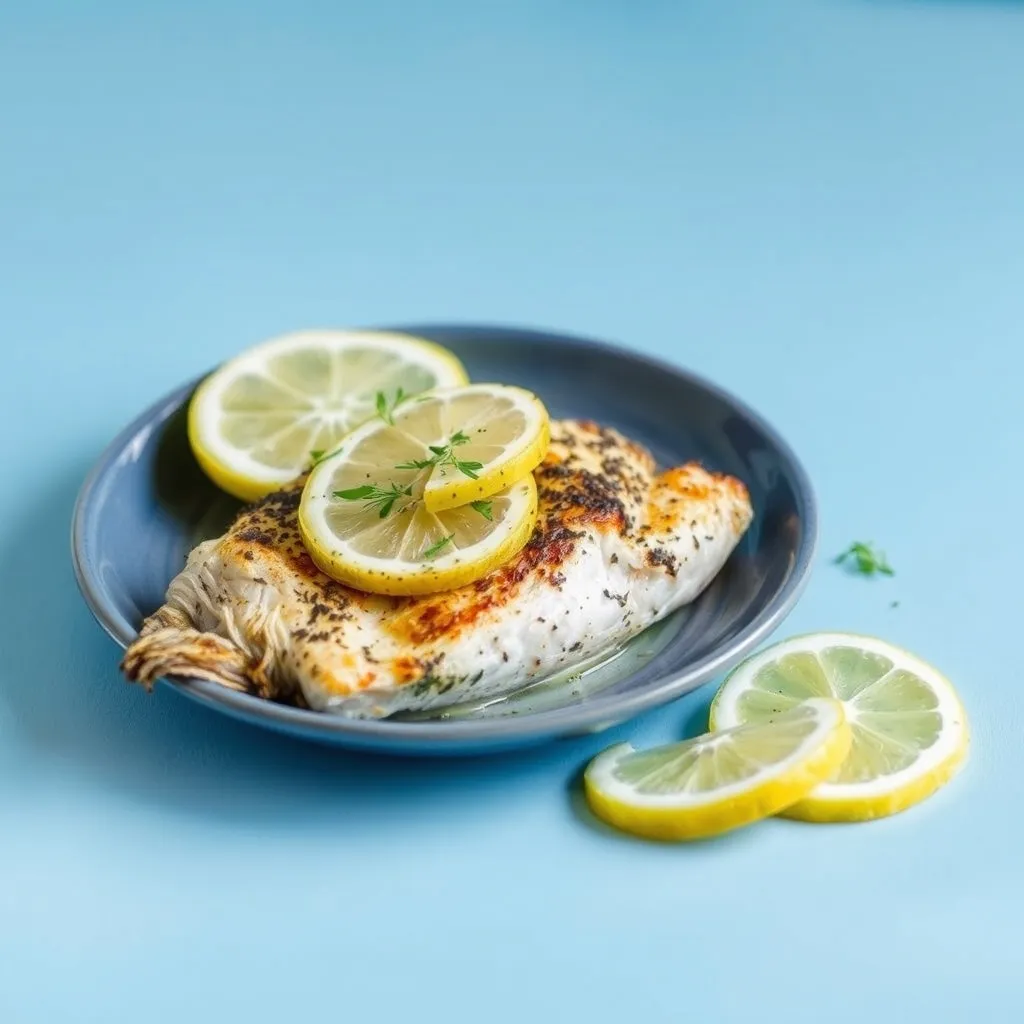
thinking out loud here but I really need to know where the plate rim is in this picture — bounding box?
[71,323,818,749]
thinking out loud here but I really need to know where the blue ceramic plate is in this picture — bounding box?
[72,325,816,754]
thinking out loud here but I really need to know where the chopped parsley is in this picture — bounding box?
[470,500,494,520]
[422,534,454,559]
[375,388,407,425]
[834,542,894,577]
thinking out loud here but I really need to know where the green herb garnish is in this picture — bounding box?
[395,457,438,471]
[376,387,407,425]
[834,542,894,577]
[453,460,484,480]
[470,500,494,520]
[422,534,454,559]
[334,482,413,519]
[310,447,344,467]
[395,430,483,479]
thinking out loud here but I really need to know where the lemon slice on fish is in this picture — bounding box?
[709,633,969,822]
[585,699,851,841]
[188,329,468,501]
[298,387,543,595]
[299,474,538,597]
[381,383,550,512]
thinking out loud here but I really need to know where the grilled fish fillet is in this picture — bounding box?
[122,421,753,717]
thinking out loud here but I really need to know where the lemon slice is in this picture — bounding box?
[188,329,468,501]
[584,699,850,841]
[373,383,550,512]
[299,439,539,596]
[709,633,969,822]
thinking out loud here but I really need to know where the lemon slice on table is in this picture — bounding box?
[584,699,851,841]
[298,386,546,595]
[188,329,468,501]
[709,633,969,822]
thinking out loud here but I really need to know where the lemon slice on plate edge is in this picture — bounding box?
[584,699,851,841]
[709,632,969,822]
[188,329,469,501]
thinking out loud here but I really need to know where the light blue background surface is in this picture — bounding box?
[2,1,1022,1020]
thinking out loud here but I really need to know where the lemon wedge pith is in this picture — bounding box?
[584,699,851,841]
[188,329,468,501]
[709,633,969,822]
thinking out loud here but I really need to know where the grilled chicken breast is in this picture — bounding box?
[122,421,753,717]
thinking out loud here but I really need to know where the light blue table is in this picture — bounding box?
[2,2,1022,1020]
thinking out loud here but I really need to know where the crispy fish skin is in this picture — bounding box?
[122,420,753,717]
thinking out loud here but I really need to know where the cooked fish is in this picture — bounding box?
[122,420,753,717]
